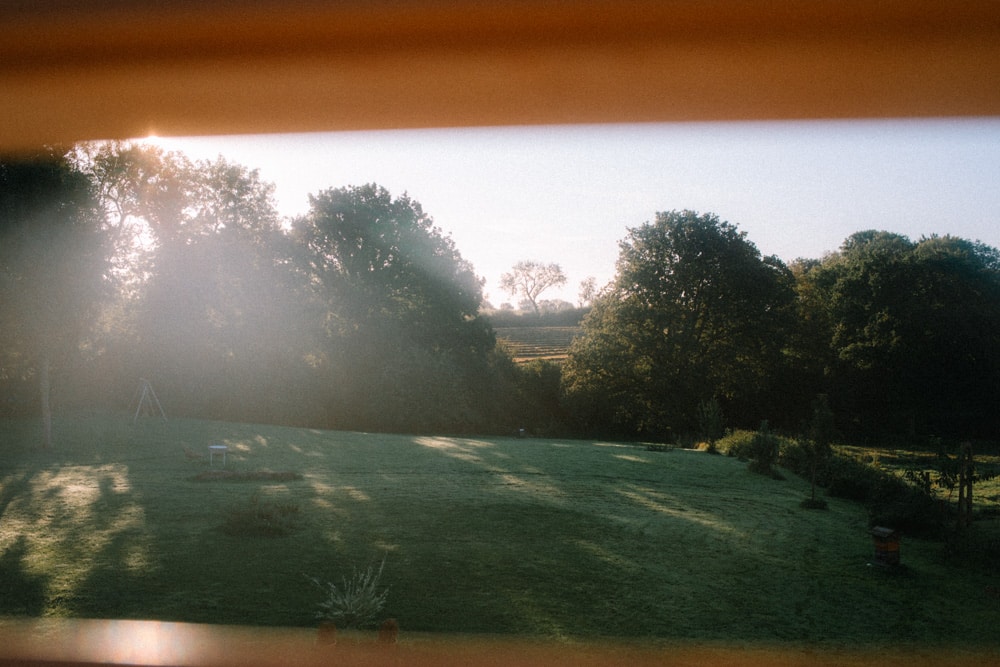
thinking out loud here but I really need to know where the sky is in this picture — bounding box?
[151,119,1000,306]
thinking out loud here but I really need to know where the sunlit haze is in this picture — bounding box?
[148,120,1000,306]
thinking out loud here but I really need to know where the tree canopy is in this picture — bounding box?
[3,142,998,445]
[562,210,795,438]
[797,231,1000,438]
[500,260,568,315]
[292,184,497,431]
[0,149,109,446]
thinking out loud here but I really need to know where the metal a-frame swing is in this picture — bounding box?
[131,378,167,424]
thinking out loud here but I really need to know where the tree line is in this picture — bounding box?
[2,145,998,446]
[564,212,1000,442]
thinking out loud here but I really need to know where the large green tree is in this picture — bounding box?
[0,150,108,446]
[135,155,310,422]
[70,142,192,288]
[802,230,1000,438]
[73,142,314,424]
[293,184,496,432]
[563,210,795,438]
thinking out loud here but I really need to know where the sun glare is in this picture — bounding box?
[134,133,178,153]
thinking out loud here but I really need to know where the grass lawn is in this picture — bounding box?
[2,412,999,651]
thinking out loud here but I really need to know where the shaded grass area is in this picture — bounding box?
[1,412,999,649]
[193,470,303,482]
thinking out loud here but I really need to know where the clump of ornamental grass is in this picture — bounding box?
[307,556,389,630]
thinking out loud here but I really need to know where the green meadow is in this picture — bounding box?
[1,412,999,650]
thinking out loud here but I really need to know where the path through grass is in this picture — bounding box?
[1,413,999,650]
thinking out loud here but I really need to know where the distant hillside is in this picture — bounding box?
[495,326,582,362]
[483,307,589,328]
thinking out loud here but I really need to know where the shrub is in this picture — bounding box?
[717,430,756,459]
[694,441,720,454]
[777,438,811,474]
[718,428,800,462]
[823,454,947,537]
[308,556,389,629]
[748,421,781,477]
[222,493,300,537]
[823,456,882,502]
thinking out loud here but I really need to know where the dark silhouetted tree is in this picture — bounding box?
[0,149,108,447]
[563,210,794,439]
[801,230,1000,438]
[293,184,496,432]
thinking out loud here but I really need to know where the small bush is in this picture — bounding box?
[695,441,720,454]
[222,493,300,537]
[308,556,389,629]
[748,421,781,477]
[717,430,756,459]
[822,454,947,537]
[759,434,949,536]
[777,438,811,474]
[719,428,800,463]
[697,397,725,450]
[823,456,883,502]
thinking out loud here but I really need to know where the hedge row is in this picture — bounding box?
[717,430,948,538]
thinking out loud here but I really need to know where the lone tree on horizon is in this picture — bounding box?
[500,260,567,315]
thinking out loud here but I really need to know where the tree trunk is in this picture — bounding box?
[39,354,52,449]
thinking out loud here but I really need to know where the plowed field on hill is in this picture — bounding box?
[495,326,581,362]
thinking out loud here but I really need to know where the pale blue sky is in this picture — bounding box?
[155,119,1000,305]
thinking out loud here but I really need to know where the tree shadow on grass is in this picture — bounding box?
[0,464,41,522]
[0,535,48,615]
